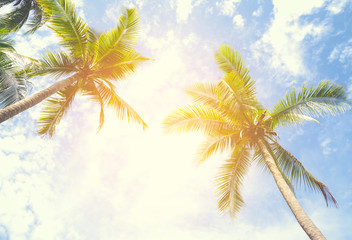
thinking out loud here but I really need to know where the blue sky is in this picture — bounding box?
[0,0,352,239]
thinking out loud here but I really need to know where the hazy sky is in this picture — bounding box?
[0,0,352,239]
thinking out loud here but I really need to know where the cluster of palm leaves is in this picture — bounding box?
[0,34,29,109]
[0,0,148,136]
[0,0,45,34]
[163,45,350,239]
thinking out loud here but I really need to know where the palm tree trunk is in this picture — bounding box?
[0,73,80,123]
[257,139,326,240]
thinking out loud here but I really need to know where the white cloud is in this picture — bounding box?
[216,0,241,16]
[104,0,146,24]
[233,14,244,28]
[175,0,195,23]
[348,78,352,98]
[14,28,59,59]
[253,6,263,17]
[71,0,84,7]
[251,0,328,77]
[326,0,350,14]
[320,138,337,155]
[328,39,352,66]
[174,0,204,23]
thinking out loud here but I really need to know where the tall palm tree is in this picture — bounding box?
[0,0,46,34]
[163,45,351,240]
[0,0,148,136]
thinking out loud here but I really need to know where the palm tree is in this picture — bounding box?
[163,44,351,239]
[0,0,148,136]
[0,0,46,34]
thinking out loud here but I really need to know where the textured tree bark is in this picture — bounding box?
[0,73,80,123]
[257,139,326,240]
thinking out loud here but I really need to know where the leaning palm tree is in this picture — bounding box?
[0,0,148,136]
[0,0,46,34]
[163,44,351,240]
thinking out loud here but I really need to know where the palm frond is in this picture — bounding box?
[0,36,15,52]
[0,0,32,33]
[269,141,338,207]
[38,0,89,59]
[163,103,237,136]
[215,44,251,85]
[0,56,28,108]
[253,144,296,195]
[92,8,140,67]
[196,132,240,164]
[30,51,77,79]
[26,1,46,34]
[84,79,147,129]
[81,78,105,131]
[38,83,79,137]
[215,142,252,218]
[92,49,149,81]
[268,81,351,128]
[0,0,14,8]
[217,71,258,123]
[185,82,221,110]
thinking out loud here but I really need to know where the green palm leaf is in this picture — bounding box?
[196,132,240,164]
[38,0,89,59]
[253,143,296,195]
[215,44,251,84]
[269,81,351,128]
[270,141,338,207]
[0,0,31,33]
[163,103,237,136]
[30,51,77,79]
[0,0,14,8]
[0,36,15,52]
[26,2,46,34]
[38,83,79,137]
[92,49,149,81]
[185,82,221,110]
[0,0,46,34]
[92,8,140,67]
[217,71,258,123]
[0,56,28,108]
[87,79,147,129]
[215,142,252,218]
[81,78,105,131]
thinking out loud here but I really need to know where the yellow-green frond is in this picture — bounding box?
[217,71,258,122]
[185,82,221,110]
[163,104,237,136]
[38,83,79,137]
[92,8,140,67]
[88,79,147,129]
[196,132,240,164]
[259,141,338,207]
[38,0,89,59]
[92,49,149,81]
[268,81,351,128]
[253,144,296,195]
[81,78,105,131]
[29,51,77,79]
[215,142,252,218]
[215,44,251,84]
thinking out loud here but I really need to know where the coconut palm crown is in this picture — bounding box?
[163,44,351,239]
[0,0,148,136]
